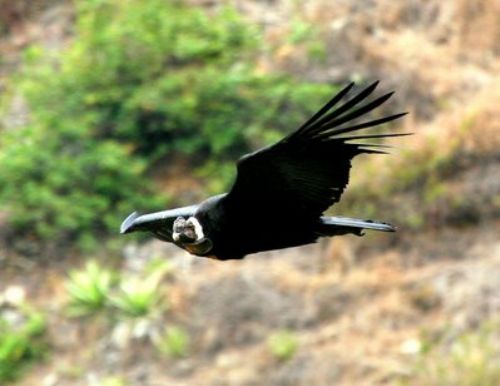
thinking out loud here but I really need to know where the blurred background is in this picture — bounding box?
[0,0,499,385]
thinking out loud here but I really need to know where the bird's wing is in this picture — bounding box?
[224,81,408,219]
[120,205,198,242]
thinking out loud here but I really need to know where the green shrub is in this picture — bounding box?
[0,127,156,252]
[155,326,190,359]
[0,0,333,251]
[65,259,168,318]
[66,260,116,317]
[0,309,47,382]
[18,0,333,162]
[267,330,299,361]
[109,275,164,318]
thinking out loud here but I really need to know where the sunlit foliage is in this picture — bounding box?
[155,326,190,359]
[0,309,47,382]
[267,329,299,361]
[66,260,116,317]
[0,0,333,252]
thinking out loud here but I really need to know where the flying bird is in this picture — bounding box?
[120,81,408,260]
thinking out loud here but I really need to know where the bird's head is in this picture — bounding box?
[172,216,198,243]
[172,216,213,256]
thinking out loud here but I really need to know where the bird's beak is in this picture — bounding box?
[120,211,141,234]
[120,210,172,234]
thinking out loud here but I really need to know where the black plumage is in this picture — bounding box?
[120,82,408,260]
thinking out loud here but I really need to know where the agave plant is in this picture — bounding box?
[109,272,165,318]
[65,260,115,317]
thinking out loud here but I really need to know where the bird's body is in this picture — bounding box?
[193,193,318,260]
[121,82,408,260]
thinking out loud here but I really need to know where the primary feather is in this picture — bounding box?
[225,82,408,219]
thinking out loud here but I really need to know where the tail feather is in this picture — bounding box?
[318,216,396,237]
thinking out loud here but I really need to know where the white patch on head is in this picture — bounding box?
[187,216,204,240]
[172,232,180,242]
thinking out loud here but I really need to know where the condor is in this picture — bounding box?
[120,82,408,260]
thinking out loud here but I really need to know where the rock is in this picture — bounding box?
[2,285,26,305]
[110,322,132,349]
[42,373,59,386]
[399,338,422,355]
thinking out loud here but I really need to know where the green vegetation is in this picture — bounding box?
[403,321,500,386]
[110,275,164,318]
[101,376,127,386]
[143,258,174,281]
[66,260,168,319]
[155,326,190,359]
[0,0,497,385]
[267,330,299,361]
[66,260,116,317]
[0,0,333,252]
[109,258,171,318]
[0,309,47,383]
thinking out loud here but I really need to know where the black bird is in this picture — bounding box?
[120,82,408,260]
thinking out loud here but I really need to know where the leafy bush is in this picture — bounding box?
[65,259,168,319]
[155,326,190,359]
[0,127,155,252]
[66,260,116,317]
[267,330,299,361]
[109,275,164,318]
[109,258,172,318]
[0,0,333,252]
[0,309,47,382]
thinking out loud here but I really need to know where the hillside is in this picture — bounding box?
[1,1,499,385]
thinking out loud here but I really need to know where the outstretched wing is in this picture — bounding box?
[223,81,408,219]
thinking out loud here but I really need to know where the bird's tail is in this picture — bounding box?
[317,216,395,237]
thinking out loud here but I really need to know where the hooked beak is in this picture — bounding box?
[120,210,169,234]
[120,211,140,234]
